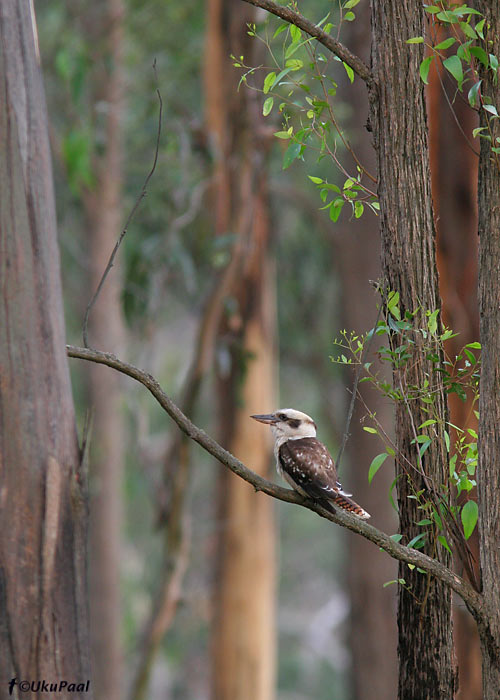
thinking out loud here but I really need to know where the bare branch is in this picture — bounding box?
[241,0,374,87]
[67,344,483,618]
[82,66,163,348]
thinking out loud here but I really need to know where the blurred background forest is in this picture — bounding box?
[34,0,479,698]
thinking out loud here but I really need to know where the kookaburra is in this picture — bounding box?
[251,408,370,520]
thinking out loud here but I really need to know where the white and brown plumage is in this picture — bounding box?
[251,408,370,520]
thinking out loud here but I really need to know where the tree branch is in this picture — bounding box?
[67,344,483,618]
[82,64,162,349]
[241,0,374,88]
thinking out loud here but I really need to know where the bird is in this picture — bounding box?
[251,408,370,520]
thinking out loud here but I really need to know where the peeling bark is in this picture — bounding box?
[0,2,90,695]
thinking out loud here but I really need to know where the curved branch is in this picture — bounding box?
[241,0,374,88]
[67,344,483,618]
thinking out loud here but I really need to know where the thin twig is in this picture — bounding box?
[336,302,383,470]
[66,343,483,618]
[240,0,374,88]
[83,63,163,348]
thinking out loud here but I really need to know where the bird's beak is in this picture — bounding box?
[250,413,277,424]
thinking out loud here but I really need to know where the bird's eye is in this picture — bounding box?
[278,413,288,421]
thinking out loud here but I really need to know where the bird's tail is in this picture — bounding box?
[322,492,371,520]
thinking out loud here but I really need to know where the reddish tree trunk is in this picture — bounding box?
[205,3,277,699]
[339,7,398,698]
[427,26,481,700]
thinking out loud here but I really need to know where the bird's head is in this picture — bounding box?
[251,408,317,441]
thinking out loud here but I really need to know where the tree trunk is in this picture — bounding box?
[82,2,126,699]
[0,2,91,696]
[338,6,398,698]
[475,3,500,697]
[205,3,277,699]
[370,2,456,697]
[426,26,481,700]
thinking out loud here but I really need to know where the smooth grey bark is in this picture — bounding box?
[0,2,91,697]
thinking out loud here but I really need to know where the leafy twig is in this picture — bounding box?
[240,0,374,87]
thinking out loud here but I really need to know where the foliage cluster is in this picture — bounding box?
[331,290,480,559]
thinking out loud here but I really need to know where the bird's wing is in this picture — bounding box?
[278,437,341,500]
[279,438,370,519]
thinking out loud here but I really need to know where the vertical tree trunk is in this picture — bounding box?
[370,2,456,697]
[427,29,481,700]
[338,7,398,699]
[475,3,500,697]
[0,2,91,696]
[205,3,277,699]
[83,2,126,699]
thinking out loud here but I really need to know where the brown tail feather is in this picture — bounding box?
[320,492,371,520]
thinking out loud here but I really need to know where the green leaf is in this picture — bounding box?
[437,535,452,554]
[263,71,276,94]
[460,21,477,39]
[383,579,398,588]
[285,40,302,59]
[419,419,436,429]
[465,341,481,349]
[308,175,323,184]
[423,5,441,14]
[468,80,482,108]
[461,500,478,539]
[390,533,403,542]
[368,453,389,484]
[273,23,288,39]
[354,201,364,218]
[363,426,378,434]
[274,130,292,139]
[420,55,434,84]
[470,46,488,67]
[274,66,294,85]
[406,36,424,44]
[343,61,354,83]
[290,24,301,42]
[282,141,301,170]
[472,126,487,138]
[262,97,274,116]
[344,0,360,7]
[387,290,401,320]
[285,59,303,71]
[484,104,499,117]
[475,18,485,39]
[329,198,344,222]
[344,11,355,21]
[436,10,460,23]
[443,55,464,89]
[490,54,499,72]
[427,309,439,333]
[407,533,426,549]
[434,37,456,51]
